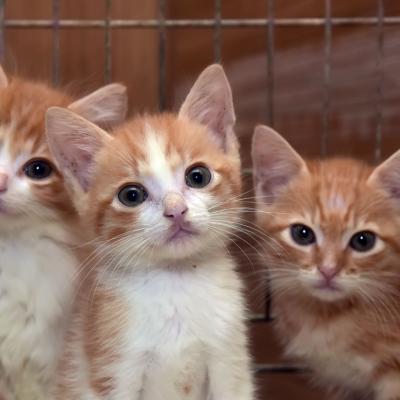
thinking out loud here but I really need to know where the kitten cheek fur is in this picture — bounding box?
[252,125,400,399]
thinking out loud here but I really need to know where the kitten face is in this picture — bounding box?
[46,65,241,265]
[0,70,127,229]
[90,116,240,263]
[252,125,400,304]
[0,78,74,224]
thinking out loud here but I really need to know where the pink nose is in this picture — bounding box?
[163,192,188,223]
[0,172,8,192]
[318,265,339,282]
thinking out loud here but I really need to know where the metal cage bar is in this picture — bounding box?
[2,17,400,28]
[104,0,112,83]
[321,0,332,156]
[263,0,275,323]
[51,0,60,86]
[0,0,5,62]
[158,0,166,110]
[213,0,222,63]
[266,0,274,127]
[375,0,384,162]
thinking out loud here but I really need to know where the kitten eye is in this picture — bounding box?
[23,159,53,180]
[118,184,148,207]
[290,224,316,246]
[185,165,211,189]
[349,231,376,252]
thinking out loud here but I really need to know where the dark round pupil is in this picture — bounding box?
[356,234,368,246]
[191,171,203,183]
[299,227,310,238]
[32,163,46,175]
[126,189,139,202]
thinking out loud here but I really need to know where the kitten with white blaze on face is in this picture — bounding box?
[46,64,255,400]
[0,65,127,400]
[252,125,400,400]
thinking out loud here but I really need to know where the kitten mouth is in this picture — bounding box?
[166,226,197,243]
[314,279,340,291]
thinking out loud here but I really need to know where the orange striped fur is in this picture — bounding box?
[253,125,400,400]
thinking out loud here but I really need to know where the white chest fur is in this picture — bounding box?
[0,223,77,398]
[112,256,246,400]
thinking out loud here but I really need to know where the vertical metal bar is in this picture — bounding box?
[375,0,384,162]
[264,0,275,321]
[0,0,5,63]
[213,0,222,62]
[104,0,112,83]
[322,0,332,157]
[52,0,60,85]
[266,0,275,127]
[158,0,166,111]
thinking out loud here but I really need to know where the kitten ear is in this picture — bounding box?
[45,107,112,192]
[368,149,400,199]
[68,83,127,130]
[0,64,8,88]
[252,125,308,204]
[179,64,235,152]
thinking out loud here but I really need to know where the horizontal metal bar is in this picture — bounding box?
[255,363,305,374]
[4,17,400,29]
[250,313,273,323]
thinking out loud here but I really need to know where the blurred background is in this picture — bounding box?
[3,1,400,399]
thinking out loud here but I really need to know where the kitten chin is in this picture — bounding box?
[0,64,127,400]
[47,64,254,400]
[253,124,400,400]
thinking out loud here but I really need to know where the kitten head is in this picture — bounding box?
[0,64,127,229]
[252,125,400,304]
[46,64,241,265]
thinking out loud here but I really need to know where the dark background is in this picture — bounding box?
[3,1,400,399]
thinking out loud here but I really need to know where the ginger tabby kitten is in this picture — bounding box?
[0,65,127,400]
[46,65,254,400]
[252,125,400,400]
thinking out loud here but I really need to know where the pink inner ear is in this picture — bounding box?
[58,147,93,192]
[179,65,235,151]
[375,170,400,199]
[368,149,400,200]
[259,175,292,198]
[68,83,128,129]
[252,126,307,203]
[197,105,226,145]
[46,107,109,193]
[255,161,300,205]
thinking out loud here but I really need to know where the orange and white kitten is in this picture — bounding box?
[45,65,254,400]
[0,65,127,400]
[252,125,400,400]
